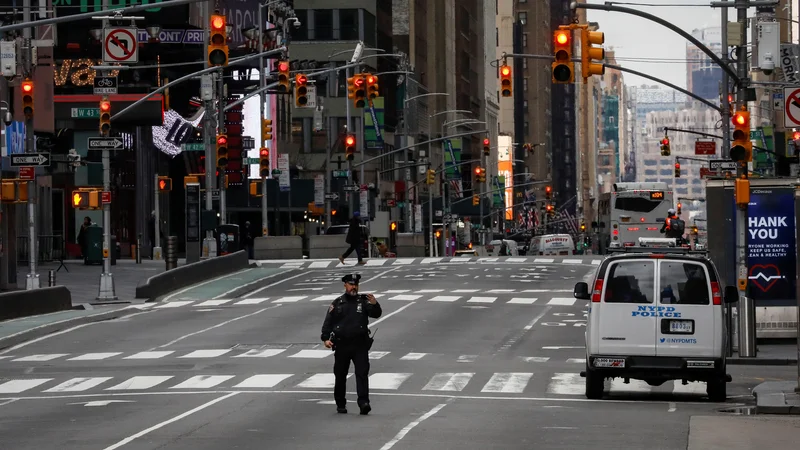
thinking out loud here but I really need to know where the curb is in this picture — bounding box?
[727,357,798,366]
[755,392,800,415]
[0,306,144,352]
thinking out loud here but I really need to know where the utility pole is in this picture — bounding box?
[258,3,269,237]
[734,0,755,357]
[217,71,226,224]
[720,0,734,356]
[201,1,217,258]
[22,0,38,290]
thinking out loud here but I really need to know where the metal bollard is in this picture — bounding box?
[136,233,142,264]
[48,269,56,287]
[165,236,178,271]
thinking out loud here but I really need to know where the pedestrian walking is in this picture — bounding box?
[242,221,255,259]
[339,212,365,265]
[320,273,382,415]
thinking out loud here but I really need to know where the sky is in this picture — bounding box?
[586,0,724,89]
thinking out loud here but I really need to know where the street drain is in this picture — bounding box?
[718,406,755,415]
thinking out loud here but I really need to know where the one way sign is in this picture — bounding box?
[88,137,124,150]
[10,153,50,167]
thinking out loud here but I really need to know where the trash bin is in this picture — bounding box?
[215,224,240,256]
[84,225,103,265]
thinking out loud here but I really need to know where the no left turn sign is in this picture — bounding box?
[103,27,138,63]
[784,87,800,127]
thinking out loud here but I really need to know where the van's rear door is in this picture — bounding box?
[597,259,657,356]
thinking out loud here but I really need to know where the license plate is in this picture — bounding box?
[669,320,693,333]
[593,358,625,368]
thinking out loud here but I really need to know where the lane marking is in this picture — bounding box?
[360,266,401,285]
[0,389,737,406]
[211,269,289,299]
[368,302,414,328]
[153,305,278,349]
[102,392,239,450]
[163,269,254,302]
[241,272,308,298]
[496,306,552,354]
[400,352,428,360]
[668,402,676,412]
[379,402,450,450]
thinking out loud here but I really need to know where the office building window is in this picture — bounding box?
[522,33,528,47]
[523,78,528,91]
[314,9,333,40]
[362,11,376,47]
[339,9,359,40]
[518,12,527,24]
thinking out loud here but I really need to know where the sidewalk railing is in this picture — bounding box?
[17,235,66,264]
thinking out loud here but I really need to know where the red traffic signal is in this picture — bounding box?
[159,179,167,190]
[21,81,33,93]
[500,65,511,77]
[345,135,355,146]
[555,30,569,45]
[661,137,669,146]
[278,61,289,72]
[260,147,269,158]
[675,162,680,169]
[474,167,481,175]
[217,135,228,145]
[483,138,490,146]
[211,15,225,31]
[296,74,307,85]
[100,100,111,112]
[545,186,552,193]
[793,131,800,140]
[353,77,364,88]
[366,75,377,85]
[733,112,748,126]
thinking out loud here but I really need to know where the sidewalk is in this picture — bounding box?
[688,415,800,449]
[14,258,184,305]
[753,380,800,415]
[728,343,798,365]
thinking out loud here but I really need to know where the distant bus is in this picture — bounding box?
[597,182,674,253]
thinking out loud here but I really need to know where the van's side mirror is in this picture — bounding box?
[574,282,591,300]
[724,286,739,304]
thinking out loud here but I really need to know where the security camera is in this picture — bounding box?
[761,53,775,76]
[293,20,301,28]
[3,111,11,126]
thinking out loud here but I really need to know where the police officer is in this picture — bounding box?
[321,273,382,415]
[660,208,681,239]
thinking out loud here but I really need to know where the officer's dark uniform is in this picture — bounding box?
[320,273,382,414]
[660,214,681,239]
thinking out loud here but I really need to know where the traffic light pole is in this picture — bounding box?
[22,0,38,290]
[217,71,227,225]
[201,1,217,258]
[258,4,269,237]
[153,174,162,260]
[97,3,116,300]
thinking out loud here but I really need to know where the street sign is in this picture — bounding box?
[180,143,204,152]
[784,87,800,127]
[71,108,99,119]
[332,170,349,178]
[88,137,124,150]
[101,191,112,204]
[325,193,340,201]
[103,27,138,63]
[271,169,282,175]
[18,167,34,180]
[387,199,396,207]
[709,160,737,171]
[10,153,50,167]
[1,41,16,78]
[211,189,220,200]
[93,76,118,95]
[245,157,260,164]
[694,141,716,155]
[344,185,360,192]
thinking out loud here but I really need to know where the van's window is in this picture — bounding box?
[659,262,709,305]
[604,261,654,303]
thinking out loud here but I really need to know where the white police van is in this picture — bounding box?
[572,237,739,401]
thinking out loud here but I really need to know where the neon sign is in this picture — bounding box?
[54,59,120,87]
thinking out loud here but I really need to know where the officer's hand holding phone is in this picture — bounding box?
[364,294,377,304]
[324,340,334,349]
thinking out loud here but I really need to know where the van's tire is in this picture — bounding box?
[585,367,604,399]
[706,379,726,402]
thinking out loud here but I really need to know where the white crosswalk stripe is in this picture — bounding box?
[234,374,293,388]
[232,349,286,358]
[369,373,412,390]
[124,351,174,360]
[179,349,231,358]
[562,259,583,264]
[288,349,332,359]
[309,261,331,268]
[467,296,496,303]
[155,301,194,308]
[171,375,235,389]
[106,376,173,391]
[547,373,584,395]
[389,294,421,301]
[234,297,270,305]
[481,373,534,393]
[271,296,307,303]
[312,294,340,302]
[365,259,387,266]
[44,377,112,392]
[507,297,537,304]
[368,351,390,359]
[0,379,52,394]
[297,373,351,388]
[195,299,232,307]
[423,373,474,391]
[13,354,68,362]
[68,352,122,361]
[429,295,461,302]
[547,297,576,306]
[399,352,429,360]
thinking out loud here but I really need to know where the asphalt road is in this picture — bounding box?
[0,257,795,449]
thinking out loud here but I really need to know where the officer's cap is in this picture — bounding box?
[342,273,362,284]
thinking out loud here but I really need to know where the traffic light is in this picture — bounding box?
[390,221,398,232]
[345,134,356,161]
[472,194,480,206]
[500,64,512,97]
[99,97,111,136]
[546,204,555,217]
[262,119,273,141]
[580,221,586,232]
[660,136,671,156]
[483,138,490,156]
[21,79,34,119]
[474,166,481,180]
[730,109,752,163]
[157,176,172,192]
[793,131,800,141]
[426,169,435,185]
[294,74,308,107]
[348,74,366,108]
[552,29,574,84]
[259,147,270,178]
[277,60,290,92]
[216,134,228,168]
[478,168,486,183]
[692,224,699,235]
[580,28,605,82]
[366,74,379,100]
[677,202,682,215]
[72,191,89,208]
[545,186,552,200]
[674,161,681,178]
[208,13,229,66]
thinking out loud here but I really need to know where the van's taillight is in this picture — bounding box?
[592,279,604,302]
[711,282,721,305]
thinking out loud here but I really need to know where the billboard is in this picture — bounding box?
[497,135,513,220]
[734,187,797,307]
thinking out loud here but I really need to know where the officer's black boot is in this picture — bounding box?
[359,402,371,415]
[337,405,347,414]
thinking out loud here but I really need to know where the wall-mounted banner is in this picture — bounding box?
[737,187,797,306]
[314,174,324,207]
[278,153,290,192]
[152,109,204,157]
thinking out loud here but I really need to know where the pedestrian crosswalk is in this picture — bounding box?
[0,371,713,399]
[0,349,585,365]
[258,256,604,270]
[159,289,579,309]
